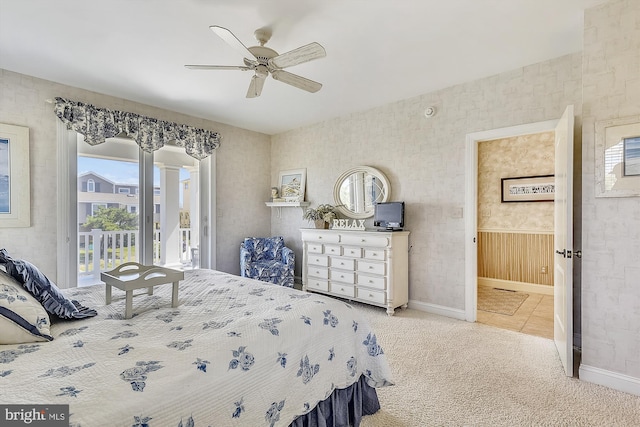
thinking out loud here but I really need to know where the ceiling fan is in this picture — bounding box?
[186,26,326,98]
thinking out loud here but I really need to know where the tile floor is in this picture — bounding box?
[477,291,554,339]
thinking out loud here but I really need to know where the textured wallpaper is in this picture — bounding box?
[271,54,582,310]
[477,132,555,232]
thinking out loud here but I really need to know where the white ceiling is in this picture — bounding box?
[0,0,605,135]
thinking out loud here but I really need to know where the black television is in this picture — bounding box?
[373,201,405,231]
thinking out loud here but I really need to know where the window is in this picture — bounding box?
[91,203,107,216]
[59,125,214,288]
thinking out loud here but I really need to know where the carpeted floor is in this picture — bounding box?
[477,286,529,316]
[353,303,640,427]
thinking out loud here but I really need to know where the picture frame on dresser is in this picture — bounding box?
[278,168,306,202]
[0,123,30,228]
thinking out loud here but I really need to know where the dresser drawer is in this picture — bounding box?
[306,232,340,244]
[308,267,329,279]
[342,246,363,258]
[307,243,324,254]
[357,273,386,290]
[330,283,355,298]
[324,244,342,256]
[358,260,385,276]
[331,256,355,270]
[341,234,389,247]
[357,288,386,305]
[330,270,355,284]
[307,278,329,292]
[364,248,386,261]
[308,254,329,267]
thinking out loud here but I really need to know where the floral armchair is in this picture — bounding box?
[240,236,295,287]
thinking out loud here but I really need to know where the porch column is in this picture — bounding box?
[159,165,181,267]
[187,167,200,256]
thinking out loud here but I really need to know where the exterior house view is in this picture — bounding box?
[77,170,194,282]
[0,0,638,425]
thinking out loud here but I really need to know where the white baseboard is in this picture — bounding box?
[579,364,640,396]
[408,299,466,320]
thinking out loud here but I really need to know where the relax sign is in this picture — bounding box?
[332,219,365,230]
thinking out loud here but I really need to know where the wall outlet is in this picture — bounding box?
[541,266,547,274]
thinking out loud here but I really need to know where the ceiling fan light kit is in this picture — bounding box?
[185,25,326,98]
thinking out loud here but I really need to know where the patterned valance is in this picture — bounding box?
[53,97,221,160]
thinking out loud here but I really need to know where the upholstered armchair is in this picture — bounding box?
[240,236,295,287]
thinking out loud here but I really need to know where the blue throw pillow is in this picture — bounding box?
[0,249,97,320]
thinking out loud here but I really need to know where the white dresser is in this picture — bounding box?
[300,229,409,315]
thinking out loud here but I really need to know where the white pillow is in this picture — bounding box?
[0,270,53,344]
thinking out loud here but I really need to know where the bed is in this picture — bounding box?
[0,268,393,426]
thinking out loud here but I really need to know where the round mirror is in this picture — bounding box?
[333,166,390,219]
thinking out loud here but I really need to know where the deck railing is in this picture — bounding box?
[78,228,192,281]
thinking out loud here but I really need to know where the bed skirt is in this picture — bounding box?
[290,375,381,427]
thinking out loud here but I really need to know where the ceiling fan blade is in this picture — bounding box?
[246,75,266,98]
[185,65,252,71]
[271,70,322,93]
[210,25,256,60]
[269,42,326,69]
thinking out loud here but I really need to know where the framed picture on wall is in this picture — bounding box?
[278,168,306,202]
[623,136,640,176]
[0,123,30,227]
[501,174,555,203]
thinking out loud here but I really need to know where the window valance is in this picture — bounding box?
[53,97,221,160]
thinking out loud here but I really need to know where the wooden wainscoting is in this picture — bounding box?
[478,230,554,289]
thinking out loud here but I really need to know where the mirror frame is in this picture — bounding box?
[333,166,390,219]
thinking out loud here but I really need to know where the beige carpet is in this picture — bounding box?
[352,303,640,427]
[477,286,529,316]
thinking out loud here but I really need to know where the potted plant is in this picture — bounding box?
[303,204,337,229]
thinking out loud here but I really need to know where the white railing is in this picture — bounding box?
[79,228,192,282]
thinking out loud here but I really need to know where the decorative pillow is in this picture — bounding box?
[0,270,53,344]
[0,249,97,320]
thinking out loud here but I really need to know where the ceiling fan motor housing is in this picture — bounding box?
[248,46,278,65]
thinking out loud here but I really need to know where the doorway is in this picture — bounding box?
[465,108,574,376]
[474,132,555,339]
[464,119,559,324]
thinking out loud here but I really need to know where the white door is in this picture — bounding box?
[554,105,574,377]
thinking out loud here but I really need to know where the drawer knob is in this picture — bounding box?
[340,287,345,291]
[369,266,374,269]
[369,293,374,297]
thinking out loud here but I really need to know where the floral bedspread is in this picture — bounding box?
[0,269,393,426]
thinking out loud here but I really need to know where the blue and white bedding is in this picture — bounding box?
[0,269,393,426]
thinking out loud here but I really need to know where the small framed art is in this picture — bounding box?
[278,168,306,202]
[501,174,554,203]
[0,123,30,227]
